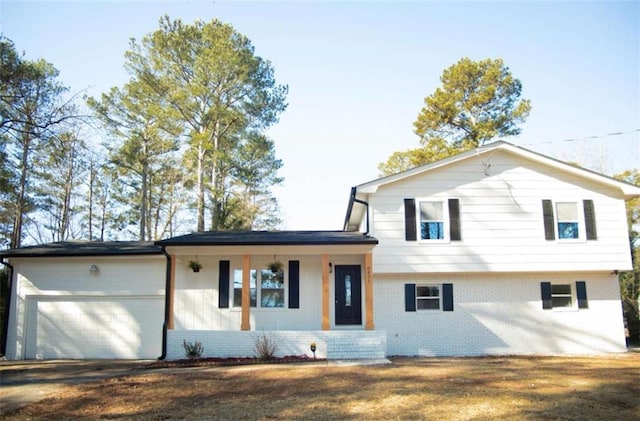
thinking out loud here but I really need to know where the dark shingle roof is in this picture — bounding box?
[0,241,162,258]
[0,232,378,258]
[156,231,378,246]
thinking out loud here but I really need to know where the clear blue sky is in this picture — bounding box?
[2,1,638,230]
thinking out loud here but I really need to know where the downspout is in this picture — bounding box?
[0,258,14,357]
[159,246,172,360]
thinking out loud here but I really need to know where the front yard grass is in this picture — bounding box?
[2,354,639,420]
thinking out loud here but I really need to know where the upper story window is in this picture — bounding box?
[556,202,579,239]
[404,198,461,242]
[420,201,445,240]
[542,199,597,241]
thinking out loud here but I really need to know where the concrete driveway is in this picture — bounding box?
[0,359,150,414]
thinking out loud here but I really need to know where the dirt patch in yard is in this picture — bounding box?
[1,354,638,420]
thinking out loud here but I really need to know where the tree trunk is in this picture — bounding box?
[11,130,31,249]
[87,159,95,241]
[196,142,205,232]
[60,139,75,241]
[140,165,148,241]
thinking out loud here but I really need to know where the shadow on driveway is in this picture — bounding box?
[0,360,150,414]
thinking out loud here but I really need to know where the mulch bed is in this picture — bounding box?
[145,355,325,369]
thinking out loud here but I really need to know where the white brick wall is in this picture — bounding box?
[375,272,627,356]
[167,330,387,360]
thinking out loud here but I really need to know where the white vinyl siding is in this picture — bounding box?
[368,150,632,273]
[173,254,366,331]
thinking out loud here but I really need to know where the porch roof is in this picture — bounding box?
[156,230,378,247]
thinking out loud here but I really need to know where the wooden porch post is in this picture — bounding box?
[241,254,251,331]
[167,254,176,329]
[322,254,330,330]
[364,252,374,330]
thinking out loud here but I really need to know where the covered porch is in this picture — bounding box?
[157,231,383,359]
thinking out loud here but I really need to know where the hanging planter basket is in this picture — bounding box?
[267,260,283,274]
[189,260,203,273]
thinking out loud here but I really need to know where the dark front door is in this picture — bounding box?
[335,265,362,325]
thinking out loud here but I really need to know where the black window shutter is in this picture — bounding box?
[542,200,555,240]
[576,281,588,309]
[448,199,461,241]
[404,198,417,241]
[405,283,416,311]
[218,260,230,308]
[288,260,300,309]
[541,282,552,309]
[583,200,597,240]
[442,283,454,311]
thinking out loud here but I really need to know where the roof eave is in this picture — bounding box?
[353,140,640,198]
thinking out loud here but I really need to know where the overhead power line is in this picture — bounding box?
[521,128,640,146]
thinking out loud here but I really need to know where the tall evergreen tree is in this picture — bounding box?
[616,169,640,341]
[122,16,288,232]
[0,37,74,247]
[379,58,531,176]
[88,80,182,240]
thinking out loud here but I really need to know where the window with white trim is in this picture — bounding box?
[556,202,579,239]
[542,199,597,241]
[416,285,440,310]
[233,269,257,307]
[551,284,573,308]
[541,281,588,310]
[420,201,446,240]
[260,269,285,308]
[233,268,285,308]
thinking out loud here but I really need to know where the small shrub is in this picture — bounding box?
[253,331,278,361]
[182,339,204,360]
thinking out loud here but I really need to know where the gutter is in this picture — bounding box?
[159,246,172,360]
[343,187,370,235]
[0,258,14,357]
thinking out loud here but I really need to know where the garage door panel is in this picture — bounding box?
[26,297,163,359]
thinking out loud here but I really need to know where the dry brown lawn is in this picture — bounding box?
[2,354,639,420]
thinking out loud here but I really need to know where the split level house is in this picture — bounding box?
[2,141,639,360]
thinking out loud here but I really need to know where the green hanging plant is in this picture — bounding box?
[267,260,283,274]
[189,260,203,272]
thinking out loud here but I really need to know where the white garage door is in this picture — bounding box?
[25,296,164,359]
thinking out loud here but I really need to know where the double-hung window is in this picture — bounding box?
[551,284,573,308]
[405,283,454,312]
[420,202,445,240]
[542,199,597,241]
[556,202,579,239]
[541,281,589,310]
[416,285,440,310]
[403,198,460,242]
